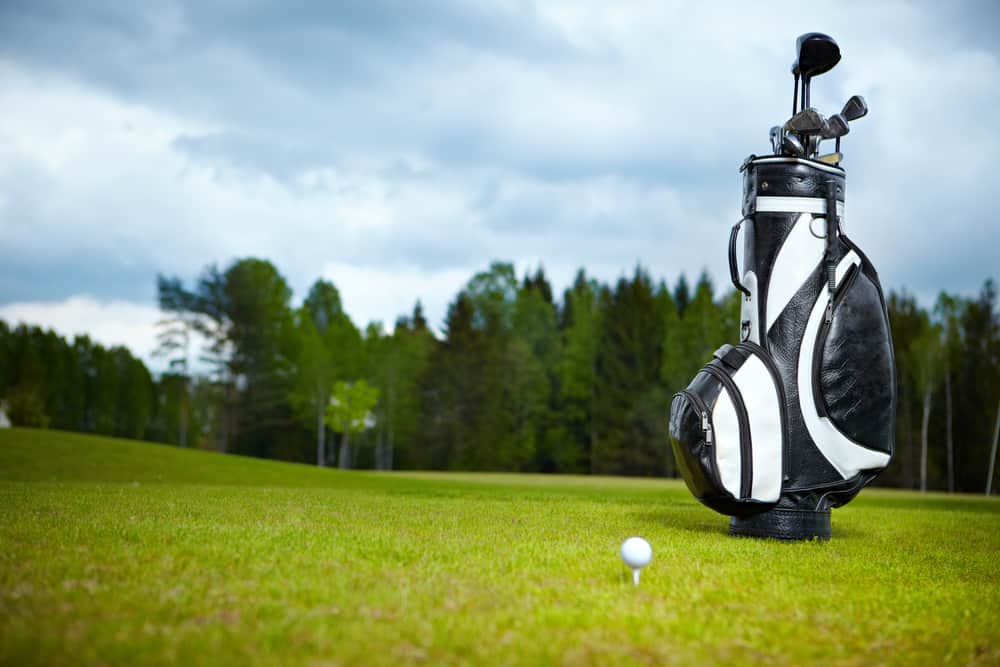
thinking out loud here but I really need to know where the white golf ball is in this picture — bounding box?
[620,537,652,569]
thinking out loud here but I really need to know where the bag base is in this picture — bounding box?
[728,507,831,541]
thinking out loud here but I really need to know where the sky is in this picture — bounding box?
[1,1,998,367]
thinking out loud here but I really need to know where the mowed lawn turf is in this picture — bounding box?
[1,429,998,666]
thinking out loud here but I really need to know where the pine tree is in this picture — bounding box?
[557,270,601,473]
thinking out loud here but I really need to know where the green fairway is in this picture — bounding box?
[1,429,998,666]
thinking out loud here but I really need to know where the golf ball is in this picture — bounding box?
[620,537,652,569]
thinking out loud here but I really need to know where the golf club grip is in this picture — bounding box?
[729,218,751,297]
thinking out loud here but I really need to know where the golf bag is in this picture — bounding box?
[669,156,895,540]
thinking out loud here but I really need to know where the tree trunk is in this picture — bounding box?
[987,399,1000,496]
[339,430,351,470]
[901,379,914,488]
[179,383,189,447]
[375,426,385,470]
[920,387,931,493]
[316,399,325,467]
[387,425,394,471]
[945,370,953,492]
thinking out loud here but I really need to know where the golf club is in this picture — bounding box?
[841,95,868,121]
[837,96,868,152]
[823,112,850,153]
[791,61,800,115]
[815,152,843,165]
[784,107,827,134]
[781,133,805,157]
[770,126,783,154]
[795,33,841,111]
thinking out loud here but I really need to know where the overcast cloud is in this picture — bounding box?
[1,1,998,365]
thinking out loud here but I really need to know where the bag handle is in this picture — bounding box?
[729,217,751,298]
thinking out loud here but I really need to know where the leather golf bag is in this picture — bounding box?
[669,156,895,540]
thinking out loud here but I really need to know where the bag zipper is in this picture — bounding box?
[703,364,753,500]
[812,263,860,418]
[677,389,713,446]
[676,387,725,494]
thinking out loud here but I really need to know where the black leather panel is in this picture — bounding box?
[669,394,719,501]
[818,266,895,454]
[729,508,831,541]
[766,263,844,489]
[742,158,845,216]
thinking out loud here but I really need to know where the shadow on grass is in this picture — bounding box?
[628,507,730,538]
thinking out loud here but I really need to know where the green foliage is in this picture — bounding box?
[0,325,154,437]
[2,428,999,666]
[4,256,998,489]
[593,267,667,476]
[556,271,601,473]
[325,379,379,469]
[325,379,380,435]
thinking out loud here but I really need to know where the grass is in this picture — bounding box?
[1,428,998,666]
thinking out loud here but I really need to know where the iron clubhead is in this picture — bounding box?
[770,126,783,154]
[822,113,850,139]
[816,152,843,165]
[841,95,868,121]
[796,33,841,79]
[781,133,805,157]
[784,107,827,133]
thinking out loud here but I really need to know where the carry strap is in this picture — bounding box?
[823,181,840,322]
[729,217,751,298]
[713,344,745,370]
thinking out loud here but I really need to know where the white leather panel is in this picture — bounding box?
[732,356,783,502]
[740,271,760,344]
[766,213,825,333]
[755,196,845,218]
[798,252,891,479]
[712,387,742,498]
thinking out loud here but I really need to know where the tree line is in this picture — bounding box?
[1,257,997,493]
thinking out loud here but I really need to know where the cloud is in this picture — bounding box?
[0,0,998,365]
[0,295,162,363]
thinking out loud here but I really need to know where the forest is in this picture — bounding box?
[1,257,997,493]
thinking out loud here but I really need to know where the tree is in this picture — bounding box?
[367,303,432,470]
[290,279,359,467]
[558,270,601,473]
[510,270,558,471]
[935,293,966,492]
[419,292,481,469]
[157,259,298,458]
[593,267,666,475]
[909,316,945,492]
[155,275,198,446]
[326,379,379,470]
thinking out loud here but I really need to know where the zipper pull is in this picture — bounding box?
[825,299,833,324]
[702,411,713,444]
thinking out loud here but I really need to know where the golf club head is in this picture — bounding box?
[784,107,827,133]
[822,113,850,139]
[781,133,805,157]
[796,33,841,79]
[841,95,868,121]
[816,152,843,165]
[769,126,783,154]
[808,134,821,157]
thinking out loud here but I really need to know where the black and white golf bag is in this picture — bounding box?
[669,156,895,540]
